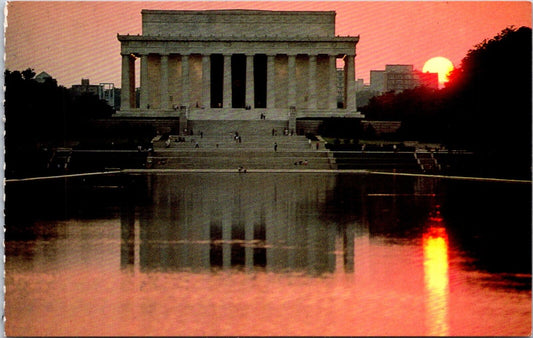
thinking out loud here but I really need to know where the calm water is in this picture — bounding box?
[5,172,532,336]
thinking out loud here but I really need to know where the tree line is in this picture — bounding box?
[4,69,117,177]
[4,69,115,145]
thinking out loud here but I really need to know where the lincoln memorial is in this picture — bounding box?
[117,9,362,126]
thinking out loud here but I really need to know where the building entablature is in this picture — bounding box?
[119,37,357,57]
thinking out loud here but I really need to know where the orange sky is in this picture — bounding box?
[5,1,531,87]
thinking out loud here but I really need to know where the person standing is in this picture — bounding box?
[274,142,278,152]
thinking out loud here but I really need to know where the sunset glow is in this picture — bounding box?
[423,226,450,336]
[423,57,454,84]
[5,2,531,87]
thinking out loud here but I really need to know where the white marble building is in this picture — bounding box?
[117,10,361,120]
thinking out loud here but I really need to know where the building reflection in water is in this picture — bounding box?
[423,205,449,336]
[120,173,358,275]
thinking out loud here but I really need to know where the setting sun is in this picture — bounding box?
[423,56,454,84]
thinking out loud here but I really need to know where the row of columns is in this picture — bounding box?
[121,53,357,112]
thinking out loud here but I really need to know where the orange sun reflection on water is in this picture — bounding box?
[423,210,450,336]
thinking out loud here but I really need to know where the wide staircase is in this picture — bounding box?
[150,120,334,170]
[414,150,441,173]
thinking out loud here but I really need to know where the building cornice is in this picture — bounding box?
[117,34,359,43]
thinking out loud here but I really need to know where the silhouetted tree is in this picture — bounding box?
[361,123,377,140]
[5,69,69,177]
[361,91,398,121]
[4,68,119,177]
[5,69,69,145]
[21,68,36,81]
[70,93,115,119]
[361,86,444,141]
[444,26,532,178]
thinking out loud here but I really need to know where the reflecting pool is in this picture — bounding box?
[5,172,531,336]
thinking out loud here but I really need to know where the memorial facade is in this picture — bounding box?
[117,10,361,120]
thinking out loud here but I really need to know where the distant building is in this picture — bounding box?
[99,83,116,109]
[369,70,386,93]
[355,79,368,91]
[354,78,379,107]
[71,78,100,96]
[336,69,345,108]
[34,71,52,83]
[415,71,439,90]
[70,79,116,109]
[354,64,438,107]
[369,64,438,94]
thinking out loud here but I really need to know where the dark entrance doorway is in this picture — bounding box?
[232,54,246,108]
[254,54,267,108]
[210,54,223,108]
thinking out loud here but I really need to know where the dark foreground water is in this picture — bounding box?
[5,172,531,336]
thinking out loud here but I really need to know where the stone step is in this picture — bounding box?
[332,151,421,170]
[188,110,290,121]
[158,145,314,152]
[150,119,333,169]
[153,150,329,158]
[162,137,310,144]
[187,120,290,137]
[158,134,310,141]
[169,134,308,140]
[150,157,332,170]
[335,161,419,168]
[334,156,416,162]
[155,138,318,151]
[153,156,331,164]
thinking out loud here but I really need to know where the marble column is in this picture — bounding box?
[245,212,254,271]
[202,54,211,109]
[329,55,337,110]
[181,54,190,108]
[222,212,232,270]
[344,222,355,273]
[266,54,276,109]
[140,54,149,109]
[246,54,255,108]
[120,53,135,110]
[160,54,169,110]
[344,54,357,111]
[288,54,297,108]
[308,55,317,110]
[223,54,232,108]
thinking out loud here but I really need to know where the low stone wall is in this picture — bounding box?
[296,119,323,135]
[361,120,402,135]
